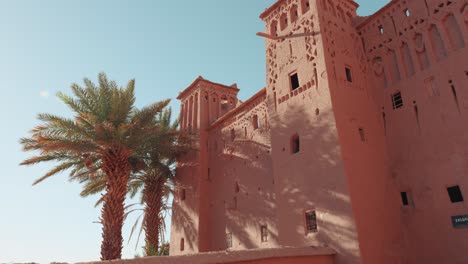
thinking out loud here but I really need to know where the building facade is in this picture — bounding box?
[170,0,468,263]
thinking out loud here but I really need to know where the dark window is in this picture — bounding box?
[180,188,186,201]
[391,92,404,109]
[226,233,233,248]
[401,192,409,206]
[261,225,268,242]
[231,128,236,142]
[305,210,318,234]
[345,67,353,82]
[253,114,260,130]
[447,185,464,203]
[291,134,300,154]
[180,238,185,251]
[290,73,300,90]
[358,128,365,142]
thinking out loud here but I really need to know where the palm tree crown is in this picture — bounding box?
[20,73,170,260]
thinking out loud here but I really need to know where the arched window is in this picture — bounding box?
[291,133,300,154]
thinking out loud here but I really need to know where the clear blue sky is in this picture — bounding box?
[0,0,389,262]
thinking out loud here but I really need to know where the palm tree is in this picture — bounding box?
[20,73,170,260]
[140,108,186,256]
[81,107,191,257]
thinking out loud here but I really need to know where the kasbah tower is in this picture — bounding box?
[170,0,468,263]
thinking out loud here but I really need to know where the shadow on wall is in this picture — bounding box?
[207,127,279,251]
[269,102,361,264]
[172,104,361,264]
[171,158,199,252]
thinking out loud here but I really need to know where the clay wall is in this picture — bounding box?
[313,0,408,263]
[261,1,361,264]
[203,90,277,252]
[358,0,468,263]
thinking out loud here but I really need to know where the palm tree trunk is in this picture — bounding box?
[143,173,165,256]
[100,147,131,260]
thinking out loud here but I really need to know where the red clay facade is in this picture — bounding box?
[170,0,468,263]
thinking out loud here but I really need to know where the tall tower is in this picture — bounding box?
[170,76,239,255]
[260,0,403,263]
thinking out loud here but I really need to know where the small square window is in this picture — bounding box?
[291,134,300,154]
[345,67,353,82]
[305,210,318,234]
[260,225,268,242]
[226,233,233,248]
[391,92,404,109]
[400,191,414,206]
[447,185,464,203]
[290,73,300,90]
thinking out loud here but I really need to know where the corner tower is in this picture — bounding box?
[170,76,239,256]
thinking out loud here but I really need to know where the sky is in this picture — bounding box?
[0,0,389,263]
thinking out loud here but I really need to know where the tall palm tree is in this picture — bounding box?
[20,73,170,260]
[81,107,192,256]
[140,108,185,256]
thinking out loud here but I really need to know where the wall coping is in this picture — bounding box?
[78,246,336,264]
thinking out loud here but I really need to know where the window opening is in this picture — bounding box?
[261,225,268,242]
[226,233,233,248]
[291,134,300,154]
[358,128,366,142]
[447,185,464,203]
[180,238,185,251]
[290,72,300,90]
[391,92,404,109]
[405,8,411,17]
[253,115,260,130]
[413,101,421,133]
[180,188,186,201]
[382,110,387,135]
[450,80,461,114]
[305,210,318,234]
[401,191,414,206]
[345,67,353,82]
[231,128,236,142]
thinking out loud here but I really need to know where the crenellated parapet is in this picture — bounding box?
[177,76,239,132]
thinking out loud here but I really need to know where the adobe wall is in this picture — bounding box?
[204,89,278,252]
[261,1,361,264]
[312,0,408,263]
[358,0,468,263]
[79,247,335,264]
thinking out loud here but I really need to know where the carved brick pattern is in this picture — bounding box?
[359,0,465,85]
